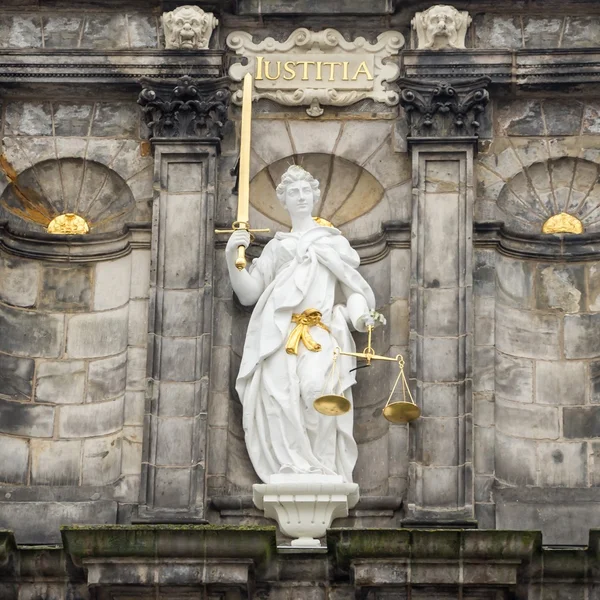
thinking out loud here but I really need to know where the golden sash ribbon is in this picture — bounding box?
[285,308,330,355]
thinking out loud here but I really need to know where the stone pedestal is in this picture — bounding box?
[253,475,359,547]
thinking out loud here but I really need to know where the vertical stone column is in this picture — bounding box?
[136,77,230,521]
[399,78,489,525]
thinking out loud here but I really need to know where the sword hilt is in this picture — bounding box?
[214,221,270,271]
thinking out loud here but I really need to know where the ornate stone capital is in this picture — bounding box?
[412,5,471,50]
[162,5,218,50]
[138,76,231,140]
[399,77,490,138]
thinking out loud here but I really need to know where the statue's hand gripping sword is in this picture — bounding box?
[215,73,269,270]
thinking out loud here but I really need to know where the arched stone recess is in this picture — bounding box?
[0,150,151,534]
[219,120,412,513]
[248,119,412,239]
[0,138,153,235]
[477,130,600,224]
[495,158,600,235]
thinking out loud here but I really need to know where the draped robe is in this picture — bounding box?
[236,226,376,483]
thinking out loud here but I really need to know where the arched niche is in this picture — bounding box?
[0,158,136,235]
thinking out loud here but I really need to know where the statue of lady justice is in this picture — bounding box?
[226,165,376,484]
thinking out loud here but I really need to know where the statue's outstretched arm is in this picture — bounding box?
[225,229,265,306]
[341,283,375,332]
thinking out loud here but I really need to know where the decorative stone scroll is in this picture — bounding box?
[226,28,405,117]
[412,5,471,50]
[399,77,490,138]
[138,76,230,140]
[162,5,218,50]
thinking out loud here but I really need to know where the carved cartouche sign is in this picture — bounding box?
[226,28,405,117]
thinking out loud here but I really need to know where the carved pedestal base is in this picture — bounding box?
[253,475,359,548]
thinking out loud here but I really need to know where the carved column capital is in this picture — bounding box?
[398,77,490,139]
[138,76,231,141]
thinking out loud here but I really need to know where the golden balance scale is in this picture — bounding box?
[313,324,420,425]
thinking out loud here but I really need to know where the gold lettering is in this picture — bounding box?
[322,61,343,81]
[295,60,316,80]
[255,56,264,80]
[342,62,349,80]
[315,61,323,81]
[352,60,374,81]
[264,59,281,80]
[283,61,296,80]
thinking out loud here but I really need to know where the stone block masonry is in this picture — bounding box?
[494,253,600,543]
[0,249,146,542]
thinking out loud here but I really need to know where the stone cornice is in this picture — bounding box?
[0,222,151,263]
[62,524,277,569]
[0,48,600,91]
[218,220,600,263]
[475,221,600,262]
[401,48,600,90]
[2,527,600,588]
[0,49,225,85]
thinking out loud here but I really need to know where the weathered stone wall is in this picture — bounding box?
[0,11,159,49]
[472,98,600,543]
[0,96,152,541]
[1,0,600,556]
[473,14,600,49]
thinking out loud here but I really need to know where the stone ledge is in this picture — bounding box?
[401,49,600,91]
[0,222,151,263]
[62,524,277,565]
[4,527,600,590]
[0,49,224,84]
[229,220,600,263]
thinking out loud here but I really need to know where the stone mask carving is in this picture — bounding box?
[412,4,471,50]
[162,5,218,50]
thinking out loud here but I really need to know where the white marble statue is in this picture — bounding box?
[226,166,376,484]
[412,5,471,50]
[162,5,218,50]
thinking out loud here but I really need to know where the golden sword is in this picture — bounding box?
[215,73,269,270]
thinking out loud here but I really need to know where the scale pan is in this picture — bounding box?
[314,394,351,416]
[382,401,420,424]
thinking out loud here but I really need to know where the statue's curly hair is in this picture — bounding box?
[276,165,321,207]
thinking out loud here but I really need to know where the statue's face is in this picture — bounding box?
[284,180,315,218]
[426,7,457,41]
[169,7,207,49]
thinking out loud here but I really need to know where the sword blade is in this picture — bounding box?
[237,73,253,224]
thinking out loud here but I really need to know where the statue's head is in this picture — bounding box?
[276,166,321,216]
[162,6,218,50]
[412,5,471,50]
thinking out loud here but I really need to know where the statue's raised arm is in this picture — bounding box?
[228,165,376,484]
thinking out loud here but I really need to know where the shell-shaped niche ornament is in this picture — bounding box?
[542,212,584,235]
[249,153,385,230]
[47,213,89,235]
[0,158,135,235]
[497,158,600,235]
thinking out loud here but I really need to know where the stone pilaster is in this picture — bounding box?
[400,78,489,525]
[137,78,230,521]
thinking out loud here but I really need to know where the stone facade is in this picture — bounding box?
[1,0,600,598]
